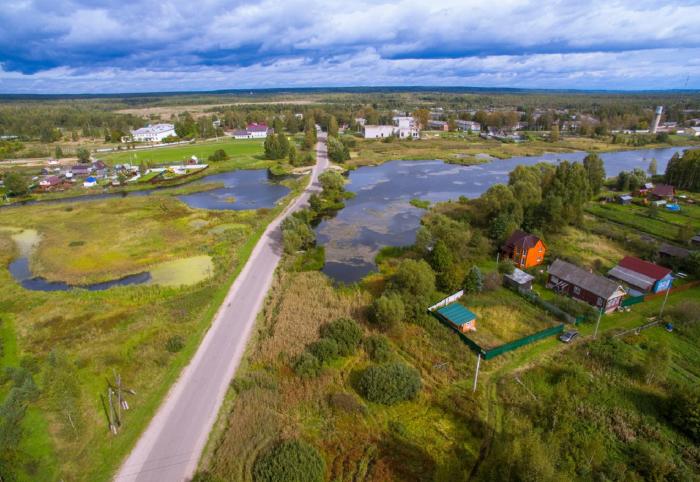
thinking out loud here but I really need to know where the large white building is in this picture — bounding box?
[129,123,176,143]
[364,116,420,139]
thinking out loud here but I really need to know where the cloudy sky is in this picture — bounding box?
[1,0,699,94]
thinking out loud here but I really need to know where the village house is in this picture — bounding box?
[658,243,690,263]
[547,259,626,313]
[39,175,61,189]
[427,120,449,131]
[501,230,547,269]
[607,256,673,295]
[455,120,481,132]
[129,123,176,143]
[651,184,676,200]
[70,164,92,177]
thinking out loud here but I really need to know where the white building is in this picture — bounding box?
[364,125,396,139]
[456,120,481,132]
[686,127,700,137]
[246,123,269,138]
[364,116,420,139]
[129,123,176,143]
[354,117,366,127]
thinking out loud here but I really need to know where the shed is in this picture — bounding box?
[658,243,690,261]
[618,194,633,205]
[436,303,477,333]
[504,268,535,292]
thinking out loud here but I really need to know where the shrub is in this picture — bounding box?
[497,260,515,274]
[364,335,392,362]
[357,362,421,405]
[207,149,228,162]
[463,266,484,294]
[307,338,339,364]
[320,318,362,356]
[371,292,405,327]
[666,385,700,443]
[253,439,325,482]
[483,272,502,291]
[165,335,185,353]
[329,392,366,414]
[293,352,321,378]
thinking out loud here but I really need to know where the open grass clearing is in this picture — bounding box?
[458,288,559,350]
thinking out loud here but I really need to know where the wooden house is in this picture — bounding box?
[547,259,626,313]
[501,230,546,269]
[607,256,673,294]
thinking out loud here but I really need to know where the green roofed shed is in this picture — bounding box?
[436,303,477,332]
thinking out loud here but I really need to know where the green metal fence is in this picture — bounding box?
[431,311,565,360]
[621,295,645,307]
[482,324,565,360]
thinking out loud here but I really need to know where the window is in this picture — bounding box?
[573,286,581,295]
[551,276,559,283]
[596,298,603,307]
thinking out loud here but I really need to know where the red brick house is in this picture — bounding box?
[547,259,626,313]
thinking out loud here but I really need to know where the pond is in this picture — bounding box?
[4,227,214,292]
[317,145,695,283]
[2,169,290,211]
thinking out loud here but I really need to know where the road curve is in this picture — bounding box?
[114,133,329,482]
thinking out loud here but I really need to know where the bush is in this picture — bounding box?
[165,335,185,353]
[666,385,700,443]
[357,362,421,405]
[207,149,228,162]
[293,352,321,378]
[328,392,366,414]
[320,318,362,356]
[483,272,502,291]
[253,439,325,482]
[364,335,392,362]
[497,260,515,274]
[463,266,483,294]
[307,338,339,364]
[371,292,405,327]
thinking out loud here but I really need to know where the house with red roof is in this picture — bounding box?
[607,256,673,294]
[650,184,675,200]
[501,230,546,269]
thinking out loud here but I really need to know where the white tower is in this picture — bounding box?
[651,106,663,133]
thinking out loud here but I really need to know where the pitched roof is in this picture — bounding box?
[658,243,690,259]
[246,123,268,132]
[607,266,655,291]
[617,256,672,281]
[505,268,535,285]
[437,303,477,326]
[651,184,675,197]
[548,259,624,299]
[503,230,542,251]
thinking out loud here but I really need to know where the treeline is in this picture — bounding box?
[0,103,144,141]
[665,148,700,191]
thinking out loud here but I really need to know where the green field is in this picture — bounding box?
[0,176,306,481]
[102,138,267,167]
[586,199,700,242]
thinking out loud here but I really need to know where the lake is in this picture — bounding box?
[317,145,695,283]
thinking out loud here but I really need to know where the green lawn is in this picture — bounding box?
[102,138,267,167]
[458,288,559,349]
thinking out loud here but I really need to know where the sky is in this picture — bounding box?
[1,0,700,94]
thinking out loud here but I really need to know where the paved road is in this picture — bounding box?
[115,133,329,482]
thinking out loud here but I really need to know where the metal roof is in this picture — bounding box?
[607,265,655,291]
[505,267,534,285]
[437,303,477,326]
[548,259,624,300]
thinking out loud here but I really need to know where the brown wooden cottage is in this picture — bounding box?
[547,259,626,313]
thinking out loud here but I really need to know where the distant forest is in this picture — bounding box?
[1,88,700,141]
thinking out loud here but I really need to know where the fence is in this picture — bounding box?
[621,295,645,307]
[516,288,581,324]
[431,311,565,360]
[427,290,464,312]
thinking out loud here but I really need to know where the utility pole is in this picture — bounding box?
[473,353,482,393]
[658,286,671,320]
[593,307,603,339]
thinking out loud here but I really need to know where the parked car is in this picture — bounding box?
[559,330,579,343]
